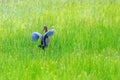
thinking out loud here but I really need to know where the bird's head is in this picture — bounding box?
[43,26,48,32]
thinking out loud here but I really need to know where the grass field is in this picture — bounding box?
[0,0,120,80]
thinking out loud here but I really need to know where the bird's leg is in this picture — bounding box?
[38,40,45,50]
[38,39,43,47]
[42,46,45,50]
[38,44,42,47]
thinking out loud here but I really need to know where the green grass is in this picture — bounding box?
[0,0,120,80]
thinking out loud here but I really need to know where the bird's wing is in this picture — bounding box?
[44,29,55,37]
[32,32,42,42]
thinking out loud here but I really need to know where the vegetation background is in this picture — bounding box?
[0,0,120,80]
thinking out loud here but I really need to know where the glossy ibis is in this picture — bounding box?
[32,26,54,49]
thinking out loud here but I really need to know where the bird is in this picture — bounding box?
[32,26,54,49]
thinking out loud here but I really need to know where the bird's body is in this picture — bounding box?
[39,34,49,49]
[32,26,54,49]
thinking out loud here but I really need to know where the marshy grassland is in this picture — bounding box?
[0,0,120,80]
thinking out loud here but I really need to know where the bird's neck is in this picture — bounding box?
[45,29,48,32]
